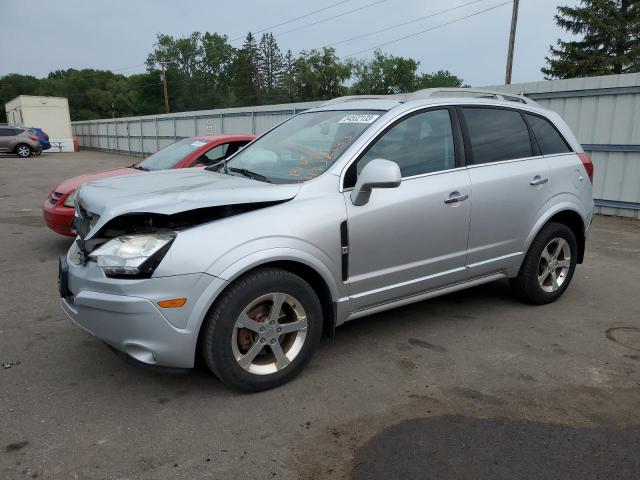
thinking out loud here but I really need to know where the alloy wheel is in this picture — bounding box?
[17,145,31,157]
[537,237,571,293]
[231,292,308,375]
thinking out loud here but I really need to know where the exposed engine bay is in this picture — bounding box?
[74,200,286,260]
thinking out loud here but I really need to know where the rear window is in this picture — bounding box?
[525,114,571,155]
[462,107,532,164]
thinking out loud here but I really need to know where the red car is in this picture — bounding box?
[43,134,255,236]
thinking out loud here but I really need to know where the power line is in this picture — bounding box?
[271,0,388,38]
[325,0,490,47]
[345,1,512,57]
[229,0,354,42]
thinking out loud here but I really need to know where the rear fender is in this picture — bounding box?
[522,197,587,263]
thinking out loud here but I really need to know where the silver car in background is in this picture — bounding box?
[59,88,594,391]
[0,125,42,157]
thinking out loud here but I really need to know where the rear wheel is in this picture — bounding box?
[16,144,32,158]
[510,222,578,304]
[201,268,323,392]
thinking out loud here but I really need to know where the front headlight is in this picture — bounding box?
[63,191,76,207]
[89,233,175,276]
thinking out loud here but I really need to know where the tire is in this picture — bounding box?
[201,268,323,392]
[15,144,32,158]
[34,150,42,156]
[510,222,578,305]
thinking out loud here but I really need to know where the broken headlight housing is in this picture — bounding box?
[89,232,175,276]
[63,191,76,208]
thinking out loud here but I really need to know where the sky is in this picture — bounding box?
[0,0,578,87]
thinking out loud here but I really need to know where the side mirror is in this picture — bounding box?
[350,159,401,206]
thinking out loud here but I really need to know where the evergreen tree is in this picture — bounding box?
[257,33,284,101]
[279,49,298,102]
[543,0,640,79]
[231,32,262,105]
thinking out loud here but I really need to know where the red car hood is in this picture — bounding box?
[54,167,141,194]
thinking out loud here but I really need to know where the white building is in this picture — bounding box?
[5,95,74,152]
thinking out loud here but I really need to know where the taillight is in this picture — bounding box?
[28,134,38,142]
[578,153,593,183]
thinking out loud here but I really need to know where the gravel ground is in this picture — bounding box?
[1,151,639,479]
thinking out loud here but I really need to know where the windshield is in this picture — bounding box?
[224,110,382,183]
[137,138,207,171]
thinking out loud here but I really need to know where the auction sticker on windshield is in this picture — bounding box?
[338,114,380,124]
[191,141,206,147]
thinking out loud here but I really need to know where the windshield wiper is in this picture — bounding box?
[228,167,271,183]
[131,164,149,171]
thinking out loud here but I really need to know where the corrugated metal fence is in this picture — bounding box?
[72,101,322,156]
[73,73,640,218]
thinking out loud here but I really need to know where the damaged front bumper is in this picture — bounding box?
[59,247,227,368]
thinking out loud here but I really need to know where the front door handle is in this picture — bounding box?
[530,176,549,186]
[444,192,469,204]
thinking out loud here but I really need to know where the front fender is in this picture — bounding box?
[214,245,342,302]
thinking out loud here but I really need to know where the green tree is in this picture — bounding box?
[295,47,352,101]
[0,74,40,122]
[279,49,299,102]
[146,32,237,111]
[543,0,640,79]
[258,33,284,101]
[414,70,465,89]
[350,50,419,94]
[231,32,262,106]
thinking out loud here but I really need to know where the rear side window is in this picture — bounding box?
[462,108,532,164]
[204,143,229,162]
[525,114,571,155]
[0,128,14,136]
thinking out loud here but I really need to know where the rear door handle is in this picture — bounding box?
[530,176,548,186]
[444,192,469,204]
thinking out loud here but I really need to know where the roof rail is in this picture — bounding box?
[322,88,538,107]
[402,88,538,105]
[320,95,392,106]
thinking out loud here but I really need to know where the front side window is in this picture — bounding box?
[137,138,210,171]
[352,109,456,182]
[462,107,532,164]
[525,114,571,155]
[222,110,382,183]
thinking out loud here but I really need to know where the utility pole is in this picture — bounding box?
[159,62,170,113]
[505,0,520,85]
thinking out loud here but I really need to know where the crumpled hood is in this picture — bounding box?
[75,167,301,237]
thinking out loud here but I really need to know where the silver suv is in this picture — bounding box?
[0,125,42,157]
[60,89,594,391]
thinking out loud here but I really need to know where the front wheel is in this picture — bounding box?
[16,144,32,158]
[510,222,578,305]
[201,268,323,392]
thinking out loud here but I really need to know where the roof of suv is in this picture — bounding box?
[311,88,539,113]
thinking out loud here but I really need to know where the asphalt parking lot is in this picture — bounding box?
[1,151,640,479]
